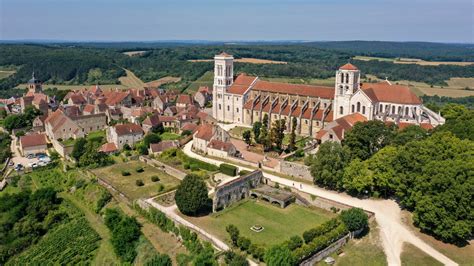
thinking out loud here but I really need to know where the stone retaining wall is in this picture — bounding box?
[279,161,312,181]
[300,233,351,266]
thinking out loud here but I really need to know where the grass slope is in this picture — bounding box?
[401,243,442,266]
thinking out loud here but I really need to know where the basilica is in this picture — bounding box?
[212,52,445,139]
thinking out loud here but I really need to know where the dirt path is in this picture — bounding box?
[183,140,458,266]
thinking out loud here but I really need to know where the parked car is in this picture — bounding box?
[27,154,34,159]
[38,161,48,167]
[15,164,23,171]
[39,156,51,163]
[28,162,37,168]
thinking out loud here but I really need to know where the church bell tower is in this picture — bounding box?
[212,52,234,121]
[333,63,360,120]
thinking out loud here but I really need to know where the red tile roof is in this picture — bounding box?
[227,74,258,95]
[339,63,359,71]
[114,123,143,136]
[142,114,161,127]
[20,133,47,148]
[208,139,235,152]
[83,104,95,114]
[69,94,86,105]
[176,94,194,105]
[149,141,179,153]
[98,142,118,153]
[253,80,334,99]
[181,122,198,132]
[360,81,421,105]
[194,123,214,141]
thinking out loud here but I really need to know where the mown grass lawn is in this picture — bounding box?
[160,132,181,141]
[182,200,335,248]
[400,243,442,266]
[92,161,180,200]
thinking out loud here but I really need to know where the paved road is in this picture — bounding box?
[183,141,457,266]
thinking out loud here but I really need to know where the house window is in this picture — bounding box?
[329,134,333,139]
[305,120,308,125]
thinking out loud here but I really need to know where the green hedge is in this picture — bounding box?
[302,218,341,244]
[219,163,237,176]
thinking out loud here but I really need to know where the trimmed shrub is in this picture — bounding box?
[136,179,144,186]
[190,164,199,171]
[239,169,251,176]
[135,167,144,173]
[220,163,237,176]
[121,170,131,176]
[151,175,160,182]
[302,218,340,244]
[226,224,240,246]
[237,236,251,251]
[157,184,164,192]
[340,208,368,232]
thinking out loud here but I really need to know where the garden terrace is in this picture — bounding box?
[181,199,335,248]
[91,161,180,200]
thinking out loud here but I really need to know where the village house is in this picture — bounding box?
[19,133,48,156]
[106,123,144,149]
[176,94,194,109]
[194,86,212,108]
[316,113,367,143]
[149,140,179,155]
[192,123,237,157]
[98,142,119,154]
[142,114,162,134]
[44,109,107,141]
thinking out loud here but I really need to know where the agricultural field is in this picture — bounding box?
[123,50,148,57]
[401,211,474,266]
[364,75,474,98]
[188,58,287,64]
[400,243,442,266]
[0,70,15,80]
[182,199,335,248]
[146,76,181,88]
[92,161,181,200]
[16,83,128,91]
[119,68,147,88]
[7,218,101,265]
[354,56,474,66]
[185,71,214,92]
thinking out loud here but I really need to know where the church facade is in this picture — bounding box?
[212,53,444,138]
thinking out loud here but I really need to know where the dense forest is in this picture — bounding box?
[307,104,474,244]
[1,42,473,98]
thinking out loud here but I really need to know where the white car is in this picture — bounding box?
[39,157,51,163]
[28,162,37,168]
[38,161,48,167]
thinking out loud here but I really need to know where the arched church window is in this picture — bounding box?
[362,106,366,114]
[398,106,402,114]
[340,73,344,83]
[345,73,349,83]
[352,105,355,113]
[392,106,395,114]
[339,106,343,114]
[379,105,383,112]
[405,107,409,116]
[357,102,361,112]
[339,86,343,95]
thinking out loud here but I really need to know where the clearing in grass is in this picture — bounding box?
[92,161,181,200]
[181,199,335,248]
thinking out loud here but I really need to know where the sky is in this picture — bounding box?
[1,0,473,43]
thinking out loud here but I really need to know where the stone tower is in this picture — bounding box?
[212,52,234,121]
[27,72,42,94]
[333,63,360,120]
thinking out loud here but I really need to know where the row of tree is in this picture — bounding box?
[244,114,298,152]
[308,104,473,244]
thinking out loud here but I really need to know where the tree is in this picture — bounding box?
[252,121,262,144]
[224,251,249,266]
[340,208,368,232]
[343,120,396,160]
[243,130,251,145]
[71,138,87,161]
[310,142,350,190]
[392,125,427,146]
[145,253,172,266]
[436,108,474,141]
[226,224,240,246]
[264,245,295,266]
[286,235,303,251]
[144,133,161,147]
[270,119,286,151]
[288,117,297,151]
[175,174,210,216]
[440,103,468,120]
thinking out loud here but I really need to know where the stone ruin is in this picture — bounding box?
[212,170,263,212]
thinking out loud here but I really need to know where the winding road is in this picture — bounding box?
[182,140,457,266]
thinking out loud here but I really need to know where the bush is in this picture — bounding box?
[157,184,164,192]
[121,170,131,176]
[226,224,240,246]
[135,167,144,173]
[220,163,237,176]
[151,175,160,182]
[286,235,303,251]
[239,169,251,176]
[264,245,295,266]
[237,237,251,251]
[136,179,144,186]
[183,163,190,169]
[340,208,368,232]
[190,164,199,171]
[302,218,341,244]
[144,253,172,266]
